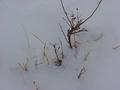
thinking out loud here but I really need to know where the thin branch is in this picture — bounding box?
[72,28,88,34]
[32,33,45,46]
[53,44,59,60]
[52,44,62,66]
[32,33,49,50]
[80,0,102,25]
[76,8,80,21]
[21,24,31,48]
[60,0,73,27]
[78,67,86,79]
[59,23,69,43]
[62,17,71,27]
[58,38,64,59]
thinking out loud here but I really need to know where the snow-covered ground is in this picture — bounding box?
[0,0,120,90]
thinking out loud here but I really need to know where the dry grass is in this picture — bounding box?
[18,57,29,72]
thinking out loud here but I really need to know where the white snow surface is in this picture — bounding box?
[0,0,120,90]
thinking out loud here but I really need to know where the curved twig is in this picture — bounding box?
[80,0,102,25]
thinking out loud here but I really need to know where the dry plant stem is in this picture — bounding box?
[21,24,31,48]
[67,30,72,48]
[58,38,64,59]
[78,67,86,79]
[60,0,73,27]
[18,58,29,72]
[52,44,62,66]
[80,0,102,25]
[62,17,71,27]
[60,0,102,48]
[32,33,45,45]
[59,23,68,43]
[53,44,59,61]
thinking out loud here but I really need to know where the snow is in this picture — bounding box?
[0,0,120,90]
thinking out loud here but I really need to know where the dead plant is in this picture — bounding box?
[60,0,102,48]
[18,57,29,72]
[51,43,62,66]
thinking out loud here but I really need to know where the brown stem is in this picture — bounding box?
[53,44,62,66]
[67,30,72,48]
[60,0,73,27]
[53,44,59,60]
[80,0,102,25]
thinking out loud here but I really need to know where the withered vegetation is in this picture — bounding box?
[60,0,102,48]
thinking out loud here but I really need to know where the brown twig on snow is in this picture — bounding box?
[80,0,102,25]
[52,44,62,66]
[60,0,102,48]
[60,0,73,27]
[50,42,62,66]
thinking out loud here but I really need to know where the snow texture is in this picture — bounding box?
[0,0,120,90]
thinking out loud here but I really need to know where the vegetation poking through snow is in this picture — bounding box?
[60,0,102,48]
[18,57,29,72]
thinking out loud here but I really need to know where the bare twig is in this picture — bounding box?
[58,38,64,59]
[60,0,73,27]
[51,43,62,66]
[80,0,102,25]
[78,67,86,79]
[62,17,71,27]
[76,8,80,21]
[59,23,69,43]
[21,24,31,48]
[53,44,59,60]
[32,33,45,46]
